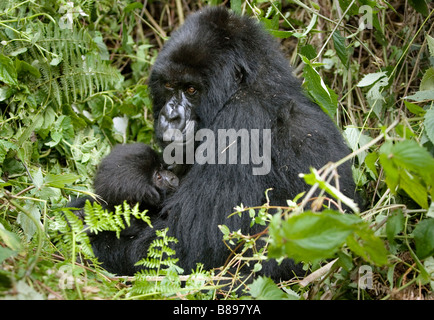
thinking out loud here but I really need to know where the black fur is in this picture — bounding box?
[83,7,360,278]
[66,143,178,275]
[150,7,359,279]
[94,143,178,212]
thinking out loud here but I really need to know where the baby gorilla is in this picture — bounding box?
[93,143,179,212]
[66,143,178,275]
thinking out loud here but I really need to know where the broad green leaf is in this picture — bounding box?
[0,54,18,86]
[45,173,79,188]
[8,47,27,57]
[301,55,338,118]
[230,0,242,15]
[260,15,279,33]
[380,140,434,174]
[0,247,17,264]
[337,251,354,271]
[404,101,426,116]
[17,203,41,242]
[408,0,429,16]
[15,59,41,78]
[383,140,434,174]
[269,30,297,39]
[406,90,434,102]
[427,34,434,57]
[9,280,44,300]
[386,211,405,242]
[395,124,415,138]
[364,152,379,179]
[400,169,428,208]
[333,31,349,68]
[366,75,389,118]
[344,126,372,164]
[346,228,388,266]
[269,210,388,265]
[338,0,359,16]
[420,67,434,91]
[268,210,361,263]
[357,71,387,87]
[33,168,44,190]
[124,2,143,13]
[249,276,298,300]
[0,139,17,163]
[17,113,44,146]
[300,44,317,60]
[379,152,399,192]
[379,140,434,208]
[0,223,22,252]
[0,86,14,101]
[413,218,434,259]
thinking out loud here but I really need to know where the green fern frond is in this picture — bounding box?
[134,228,180,271]
[52,209,94,261]
[3,20,123,109]
[82,200,151,238]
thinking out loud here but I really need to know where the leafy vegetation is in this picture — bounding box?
[1,0,434,300]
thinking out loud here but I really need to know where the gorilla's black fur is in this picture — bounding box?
[94,143,178,212]
[76,7,360,279]
[148,7,359,279]
[67,144,178,275]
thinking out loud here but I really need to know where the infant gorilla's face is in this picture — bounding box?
[145,165,179,205]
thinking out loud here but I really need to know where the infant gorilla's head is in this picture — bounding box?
[94,143,179,211]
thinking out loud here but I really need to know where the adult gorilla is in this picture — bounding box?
[147,6,360,280]
[83,7,359,279]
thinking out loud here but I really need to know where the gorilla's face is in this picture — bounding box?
[152,163,179,193]
[150,9,253,151]
[153,74,202,148]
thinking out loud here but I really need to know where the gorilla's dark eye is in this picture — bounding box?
[186,86,197,95]
[155,172,162,180]
[164,83,174,90]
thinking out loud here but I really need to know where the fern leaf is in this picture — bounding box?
[4,21,123,109]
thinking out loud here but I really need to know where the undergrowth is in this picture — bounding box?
[1,0,434,300]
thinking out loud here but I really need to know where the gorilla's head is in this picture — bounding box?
[149,7,269,147]
[94,143,179,209]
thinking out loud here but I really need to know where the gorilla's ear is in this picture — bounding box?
[235,62,253,85]
[234,59,255,85]
[234,65,244,84]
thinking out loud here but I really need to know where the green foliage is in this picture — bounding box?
[413,218,434,259]
[128,229,216,299]
[134,228,179,271]
[83,200,152,237]
[128,228,181,297]
[300,55,339,119]
[52,200,151,265]
[379,140,434,209]
[1,0,434,300]
[248,276,299,300]
[268,210,388,266]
